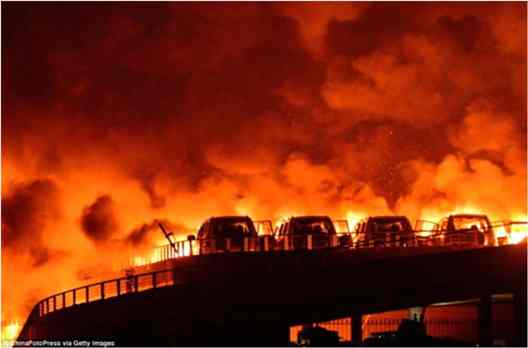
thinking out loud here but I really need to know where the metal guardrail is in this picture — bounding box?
[146,221,528,264]
[29,226,526,322]
[352,229,483,249]
[148,229,486,264]
[35,268,177,319]
[148,233,344,263]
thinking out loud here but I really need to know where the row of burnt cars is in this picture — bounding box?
[182,213,527,255]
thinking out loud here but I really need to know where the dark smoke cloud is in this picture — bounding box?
[2,2,525,228]
[325,4,418,58]
[135,169,167,209]
[80,195,118,244]
[3,3,525,209]
[1,179,60,266]
[127,219,190,247]
[29,247,67,268]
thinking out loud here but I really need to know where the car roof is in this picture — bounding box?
[448,214,488,219]
[367,216,411,222]
[290,215,332,220]
[208,215,254,222]
[285,216,333,224]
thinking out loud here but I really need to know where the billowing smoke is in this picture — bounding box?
[1,179,60,266]
[2,2,526,335]
[81,195,118,244]
[127,219,190,247]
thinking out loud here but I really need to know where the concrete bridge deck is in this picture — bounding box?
[18,242,527,346]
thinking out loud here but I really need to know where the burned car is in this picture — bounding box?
[196,216,258,253]
[275,216,338,250]
[432,214,495,246]
[353,216,415,247]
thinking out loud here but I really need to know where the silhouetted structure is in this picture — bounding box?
[17,241,526,346]
[297,325,340,346]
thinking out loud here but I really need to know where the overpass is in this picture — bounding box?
[17,240,527,346]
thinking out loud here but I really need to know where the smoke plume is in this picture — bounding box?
[80,195,118,245]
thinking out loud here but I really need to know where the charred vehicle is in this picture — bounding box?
[197,216,259,253]
[353,216,415,247]
[274,216,338,250]
[432,214,495,246]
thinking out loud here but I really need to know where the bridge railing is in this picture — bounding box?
[145,228,503,265]
[36,268,177,318]
[137,223,528,268]
[147,233,351,263]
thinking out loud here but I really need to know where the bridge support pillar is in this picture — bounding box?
[514,290,527,347]
[478,295,492,346]
[351,314,362,345]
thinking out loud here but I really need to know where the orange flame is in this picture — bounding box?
[1,320,21,343]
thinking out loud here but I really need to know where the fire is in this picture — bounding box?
[494,222,527,245]
[2,2,526,339]
[130,209,527,268]
[274,213,298,230]
[494,224,508,239]
[132,256,147,267]
[419,207,528,245]
[2,320,21,342]
[418,204,488,234]
[345,211,364,232]
[419,204,485,225]
[509,230,527,244]
[132,247,163,267]
[235,204,251,217]
[507,215,528,244]
[131,240,196,267]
